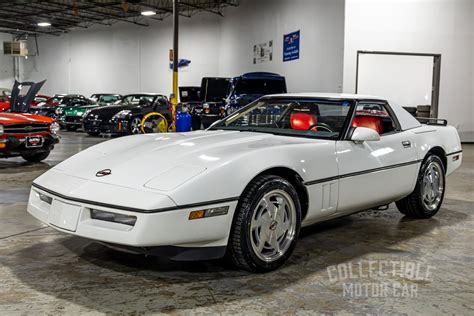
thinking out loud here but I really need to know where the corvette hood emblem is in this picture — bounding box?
[96,169,112,177]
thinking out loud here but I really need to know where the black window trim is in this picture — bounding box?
[343,99,402,140]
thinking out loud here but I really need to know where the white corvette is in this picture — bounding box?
[28,93,462,272]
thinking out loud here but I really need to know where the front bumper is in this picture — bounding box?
[0,134,59,157]
[27,185,237,258]
[64,115,84,126]
[83,119,122,134]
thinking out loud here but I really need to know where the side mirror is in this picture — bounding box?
[351,127,380,143]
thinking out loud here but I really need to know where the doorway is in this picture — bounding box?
[355,51,441,118]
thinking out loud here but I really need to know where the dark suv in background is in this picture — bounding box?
[192,72,287,128]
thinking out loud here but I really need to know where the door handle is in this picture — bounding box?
[402,141,411,148]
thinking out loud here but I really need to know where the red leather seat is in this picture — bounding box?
[290,112,318,130]
[352,115,383,134]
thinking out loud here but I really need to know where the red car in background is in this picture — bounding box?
[29,94,66,118]
[0,80,60,162]
[0,88,11,112]
[0,113,59,162]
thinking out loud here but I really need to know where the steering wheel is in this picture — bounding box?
[307,122,333,132]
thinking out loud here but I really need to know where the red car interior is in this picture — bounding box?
[290,112,317,130]
[352,115,384,134]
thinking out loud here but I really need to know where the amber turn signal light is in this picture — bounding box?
[188,206,229,220]
[189,210,206,220]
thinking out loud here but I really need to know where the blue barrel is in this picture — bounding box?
[176,112,192,132]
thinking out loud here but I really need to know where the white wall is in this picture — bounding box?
[20,0,346,97]
[219,0,345,93]
[0,33,14,88]
[21,14,222,96]
[343,0,474,133]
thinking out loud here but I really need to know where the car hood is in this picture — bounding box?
[88,104,135,120]
[0,112,54,125]
[50,130,323,192]
[64,104,98,116]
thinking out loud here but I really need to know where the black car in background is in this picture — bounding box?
[82,93,169,136]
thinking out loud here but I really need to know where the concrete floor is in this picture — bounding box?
[0,132,473,314]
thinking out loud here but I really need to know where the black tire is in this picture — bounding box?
[396,155,446,219]
[87,131,101,137]
[226,175,301,272]
[66,125,78,131]
[21,150,50,163]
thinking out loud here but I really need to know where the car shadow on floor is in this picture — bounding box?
[3,203,470,313]
[0,160,50,172]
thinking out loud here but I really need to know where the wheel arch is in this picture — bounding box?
[247,167,309,221]
[426,146,447,172]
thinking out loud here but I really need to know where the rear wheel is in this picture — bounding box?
[396,155,445,218]
[21,150,50,163]
[227,175,301,272]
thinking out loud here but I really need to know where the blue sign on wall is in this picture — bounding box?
[283,30,300,62]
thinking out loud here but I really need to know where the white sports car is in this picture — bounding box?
[27,93,462,272]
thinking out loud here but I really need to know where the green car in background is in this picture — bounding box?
[58,94,121,131]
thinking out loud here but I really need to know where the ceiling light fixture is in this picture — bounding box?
[141,10,156,16]
[37,22,51,27]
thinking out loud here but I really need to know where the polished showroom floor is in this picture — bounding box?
[0,132,473,314]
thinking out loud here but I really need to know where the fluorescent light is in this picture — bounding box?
[37,22,51,27]
[141,10,156,16]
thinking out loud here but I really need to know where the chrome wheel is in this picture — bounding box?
[421,161,444,211]
[130,117,142,134]
[250,189,297,262]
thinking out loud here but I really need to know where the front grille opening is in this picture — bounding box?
[90,209,137,226]
[4,123,49,134]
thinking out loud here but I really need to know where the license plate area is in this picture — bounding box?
[25,136,44,148]
[48,200,82,232]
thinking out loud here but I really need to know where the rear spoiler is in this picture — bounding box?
[416,117,448,126]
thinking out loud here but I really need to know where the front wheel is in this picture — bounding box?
[129,117,142,135]
[396,155,446,218]
[226,175,301,272]
[21,150,50,163]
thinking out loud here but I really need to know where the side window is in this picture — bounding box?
[352,103,397,135]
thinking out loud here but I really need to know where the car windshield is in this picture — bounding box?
[52,96,64,102]
[99,95,121,103]
[211,98,353,139]
[234,79,286,94]
[35,97,48,102]
[62,97,85,105]
[121,95,156,105]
